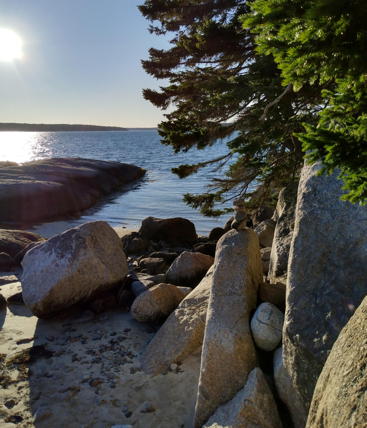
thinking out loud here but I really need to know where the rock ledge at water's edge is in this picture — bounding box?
[0,157,146,225]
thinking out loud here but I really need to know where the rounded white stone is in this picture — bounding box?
[250,302,284,351]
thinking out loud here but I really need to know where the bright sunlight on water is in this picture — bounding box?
[0,132,42,162]
[0,130,232,234]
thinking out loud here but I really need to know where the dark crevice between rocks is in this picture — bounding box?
[257,347,294,428]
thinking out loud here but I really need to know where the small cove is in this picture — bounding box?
[0,130,232,236]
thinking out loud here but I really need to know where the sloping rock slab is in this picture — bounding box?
[141,266,214,375]
[284,162,367,422]
[203,368,282,428]
[194,228,263,427]
[306,296,367,428]
[21,221,128,317]
[0,157,145,224]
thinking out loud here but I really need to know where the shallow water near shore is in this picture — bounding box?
[0,130,232,236]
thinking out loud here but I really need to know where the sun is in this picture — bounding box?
[0,28,23,62]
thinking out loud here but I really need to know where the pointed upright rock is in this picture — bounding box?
[194,228,262,428]
[284,162,367,423]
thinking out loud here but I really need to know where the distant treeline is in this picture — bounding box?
[0,123,127,132]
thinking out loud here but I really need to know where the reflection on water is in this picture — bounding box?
[0,132,42,163]
[0,130,232,234]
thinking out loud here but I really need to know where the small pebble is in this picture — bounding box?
[4,399,16,409]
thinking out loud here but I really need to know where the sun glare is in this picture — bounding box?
[0,29,23,62]
[0,132,38,163]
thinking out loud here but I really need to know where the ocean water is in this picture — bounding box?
[0,130,232,236]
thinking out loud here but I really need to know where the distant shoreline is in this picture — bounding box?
[0,122,129,132]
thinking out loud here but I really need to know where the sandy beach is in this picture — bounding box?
[0,275,201,428]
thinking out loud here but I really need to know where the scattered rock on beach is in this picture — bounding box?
[139,257,167,275]
[141,267,213,375]
[148,251,178,264]
[166,251,214,287]
[21,221,128,317]
[0,229,45,264]
[131,283,191,323]
[194,228,262,428]
[139,216,197,246]
[193,242,216,257]
[203,368,282,428]
[121,231,150,255]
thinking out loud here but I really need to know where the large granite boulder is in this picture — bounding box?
[138,216,197,246]
[0,158,145,224]
[0,229,45,262]
[21,221,128,317]
[268,183,297,284]
[203,368,282,428]
[131,283,191,323]
[141,267,213,375]
[166,251,214,287]
[284,162,367,422]
[194,228,263,427]
[306,296,367,428]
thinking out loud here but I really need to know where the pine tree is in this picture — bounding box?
[140,0,321,215]
[244,0,367,204]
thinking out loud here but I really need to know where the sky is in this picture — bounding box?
[0,0,170,127]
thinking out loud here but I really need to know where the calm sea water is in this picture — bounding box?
[0,130,232,236]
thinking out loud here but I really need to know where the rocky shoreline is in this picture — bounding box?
[0,161,366,427]
[0,158,146,225]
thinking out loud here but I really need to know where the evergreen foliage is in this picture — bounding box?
[244,0,367,204]
[139,0,320,215]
